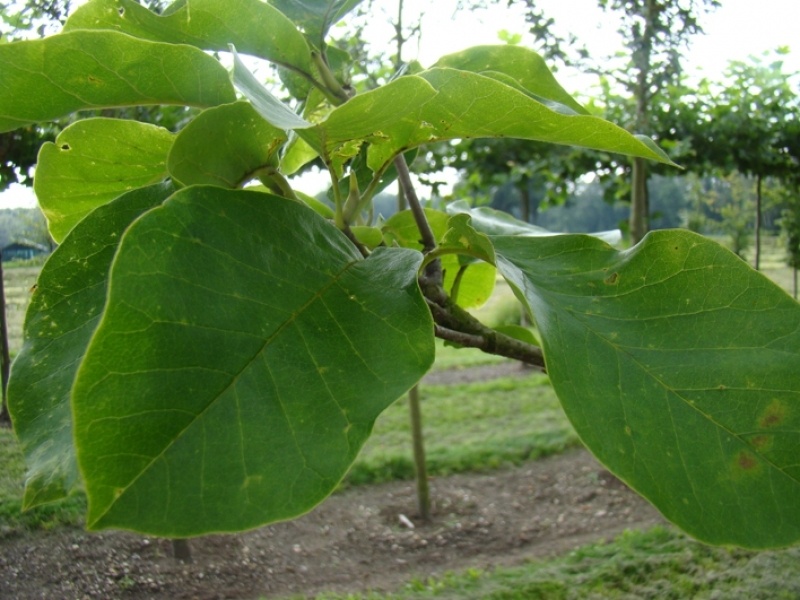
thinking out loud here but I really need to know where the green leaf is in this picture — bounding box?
[495,324,539,347]
[231,48,317,135]
[382,209,496,309]
[0,30,235,133]
[268,0,364,46]
[334,68,677,173]
[439,214,496,265]
[34,118,175,243]
[317,76,437,169]
[446,200,622,245]
[433,45,589,116]
[493,229,800,548]
[294,190,335,219]
[8,182,173,508]
[71,187,434,536]
[65,0,313,74]
[168,102,286,188]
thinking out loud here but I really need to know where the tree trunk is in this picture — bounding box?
[754,174,762,271]
[629,158,649,245]
[172,539,192,562]
[397,177,431,522]
[408,384,431,522]
[0,251,11,426]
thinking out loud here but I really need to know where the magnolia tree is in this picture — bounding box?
[2,0,799,549]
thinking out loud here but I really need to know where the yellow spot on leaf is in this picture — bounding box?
[733,450,761,476]
[759,399,788,429]
[749,434,773,452]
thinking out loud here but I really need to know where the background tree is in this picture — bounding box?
[446,0,716,241]
[596,0,719,243]
[691,51,800,269]
[781,192,800,298]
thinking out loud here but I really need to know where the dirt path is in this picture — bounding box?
[0,448,664,600]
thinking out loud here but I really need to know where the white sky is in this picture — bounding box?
[2,0,799,208]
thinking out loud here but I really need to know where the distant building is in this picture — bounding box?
[1,240,49,262]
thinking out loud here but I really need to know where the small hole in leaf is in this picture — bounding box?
[118,7,125,16]
[60,143,71,151]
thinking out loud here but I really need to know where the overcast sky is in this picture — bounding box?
[2,0,798,209]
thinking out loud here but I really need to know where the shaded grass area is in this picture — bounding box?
[0,428,85,536]
[346,370,577,486]
[306,526,800,600]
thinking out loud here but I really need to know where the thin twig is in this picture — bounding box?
[393,155,437,253]
[434,325,546,370]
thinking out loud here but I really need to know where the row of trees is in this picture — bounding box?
[415,1,799,270]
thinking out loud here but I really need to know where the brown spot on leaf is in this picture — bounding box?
[749,434,773,452]
[759,399,788,429]
[736,451,758,471]
[604,272,619,285]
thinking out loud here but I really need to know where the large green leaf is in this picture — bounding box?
[268,0,364,47]
[433,45,589,116]
[317,76,436,169]
[71,187,434,536]
[493,230,800,548]
[0,30,235,132]
[65,0,313,75]
[34,118,175,243]
[8,183,173,509]
[167,102,286,188]
[446,200,622,245]
[358,68,671,175]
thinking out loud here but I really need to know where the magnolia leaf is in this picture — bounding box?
[346,68,676,173]
[65,0,313,74]
[8,183,174,508]
[318,76,436,167]
[495,324,539,347]
[168,102,286,188]
[0,30,235,133]
[382,208,450,249]
[72,187,434,536]
[268,0,364,46]
[231,48,319,143]
[294,190,335,219]
[281,134,321,175]
[440,214,496,264]
[433,45,588,115]
[383,209,496,309]
[446,200,622,245]
[34,118,175,243]
[493,229,800,548]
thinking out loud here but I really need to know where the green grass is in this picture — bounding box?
[304,526,800,600]
[346,371,578,485]
[0,358,573,533]
[0,428,85,536]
